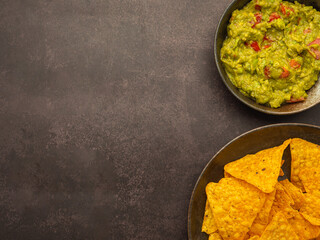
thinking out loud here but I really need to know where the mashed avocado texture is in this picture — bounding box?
[221,0,320,108]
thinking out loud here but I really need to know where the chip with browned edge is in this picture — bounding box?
[224,140,290,193]
[300,191,320,226]
[280,179,305,210]
[260,212,299,240]
[288,211,320,239]
[290,138,320,191]
[206,178,266,240]
[202,200,217,234]
[299,167,320,193]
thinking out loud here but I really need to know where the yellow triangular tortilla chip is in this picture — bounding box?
[248,189,276,237]
[260,212,299,240]
[209,232,223,240]
[288,211,320,239]
[299,167,320,193]
[202,200,218,234]
[255,189,276,224]
[224,139,291,193]
[248,221,267,237]
[300,191,320,226]
[279,179,305,210]
[206,178,266,240]
[290,138,320,191]
[269,183,296,220]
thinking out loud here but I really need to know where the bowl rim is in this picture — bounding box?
[187,122,320,240]
[214,0,320,115]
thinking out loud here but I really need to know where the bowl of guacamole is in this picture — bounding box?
[215,0,320,114]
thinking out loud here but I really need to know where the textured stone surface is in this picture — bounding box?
[0,0,319,239]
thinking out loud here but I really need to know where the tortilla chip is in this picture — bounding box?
[260,212,299,240]
[290,138,320,191]
[280,179,305,210]
[248,221,267,237]
[209,232,223,240]
[248,236,260,240]
[224,139,290,193]
[288,211,320,239]
[299,167,320,193]
[202,200,218,234]
[300,191,320,226]
[280,159,285,177]
[248,189,276,236]
[269,183,296,220]
[243,233,251,240]
[255,189,276,224]
[206,178,266,240]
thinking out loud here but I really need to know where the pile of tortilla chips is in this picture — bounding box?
[202,138,320,240]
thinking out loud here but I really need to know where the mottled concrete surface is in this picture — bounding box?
[0,0,319,239]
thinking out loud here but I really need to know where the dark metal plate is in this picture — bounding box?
[214,0,320,115]
[188,123,320,240]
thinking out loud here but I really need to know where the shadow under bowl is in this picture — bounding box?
[214,0,320,115]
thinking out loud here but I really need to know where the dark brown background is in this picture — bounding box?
[0,0,319,239]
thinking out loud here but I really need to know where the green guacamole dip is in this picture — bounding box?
[221,0,320,108]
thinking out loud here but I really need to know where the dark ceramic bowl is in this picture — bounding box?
[188,123,320,240]
[214,0,320,115]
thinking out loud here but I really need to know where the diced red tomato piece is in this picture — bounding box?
[263,35,273,42]
[264,66,270,78]
[252,13,262,28]
[250,41,261,51]
[263,45,271,49]
[280,67,290,78]
[255,13,262,23]
[280,3,294,16]
[244,42,249,46]
[280,3,287,15]
[308,38,320,46]
[307,38,320,60]
[286,97,305,103]
[255,4,261,11]
[304,28,312,34]
[290,59,301,69]
[269,12,281,22]
[309,48,320,60]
